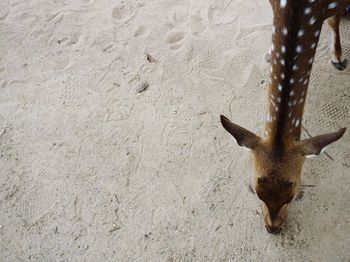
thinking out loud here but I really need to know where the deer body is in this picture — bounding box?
[221,0,349,234]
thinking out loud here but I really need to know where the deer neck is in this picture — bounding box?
[265,2,325,149]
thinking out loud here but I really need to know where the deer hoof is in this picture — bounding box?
[332,59,347,71]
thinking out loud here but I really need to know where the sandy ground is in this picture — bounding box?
[1,0,350,261]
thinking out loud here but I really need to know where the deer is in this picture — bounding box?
[220,0,349,234]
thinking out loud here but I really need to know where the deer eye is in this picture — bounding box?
[257,176,269,186]
[283,181,294,187]
[255,187,268,202]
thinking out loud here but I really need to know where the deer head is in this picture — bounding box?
[221,115,346,233]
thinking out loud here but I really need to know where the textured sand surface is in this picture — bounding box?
[1,0,350,261]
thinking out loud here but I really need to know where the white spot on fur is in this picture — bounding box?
[298,29,304,37]
[315,30,320,37]
[295,119,300,127]
[290,78,295,84]
[281,45,286,53]
[278,84,283,91]
[290,90,295,96]
[304,7,312,15]
[282,27,288,36]
[277,97,281,103]
[309,17,316,25]
[296,45,303,53]
[270,99,276,108]
[267,113,272,122]
[280,59,285,65]
[328,2,337,9]
[309,57,314,64]
[280,0,287,8]
[292,64,298,71]
[281,73,285,80]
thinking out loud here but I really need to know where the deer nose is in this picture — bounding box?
[265,225,282,234]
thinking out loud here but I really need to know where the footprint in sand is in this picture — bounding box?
[80,0,96,6]
[51,31,81,46]
[208,2,238,26]
[133,25,148,37]
[61,79,82,106]
[341,152,350,167]
[165,31,186,50]
[321,101,349,122]
[86,72,101,92]
[41,51,70,72]
[67,34,80,46]
[191,10,207,36]
[1,80,7,88]
[112,5,135,21]
[0,0,10,20]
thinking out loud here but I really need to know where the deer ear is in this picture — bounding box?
[298,128,346,158]
[220,115,262,151]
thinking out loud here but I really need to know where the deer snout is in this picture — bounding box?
[262,203,288,234]
[265,224,282,234]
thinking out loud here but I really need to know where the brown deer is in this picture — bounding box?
[221,0,349,234]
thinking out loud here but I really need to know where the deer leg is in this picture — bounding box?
[327,15,347,71]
